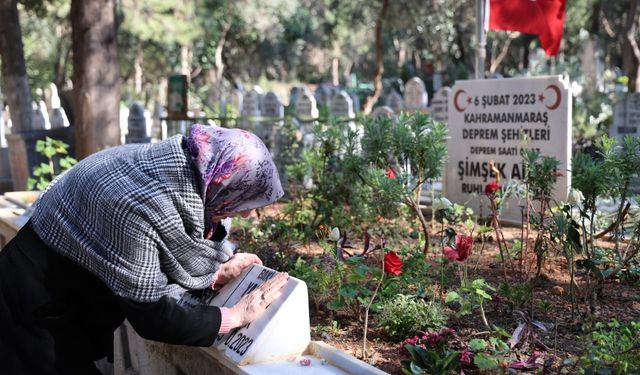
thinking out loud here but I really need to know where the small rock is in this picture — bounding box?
[632,302,640,312]
[550,286,565,296]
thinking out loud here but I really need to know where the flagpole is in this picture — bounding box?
[475,0,487,79]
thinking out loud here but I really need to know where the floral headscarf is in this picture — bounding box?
[187,124,284,237]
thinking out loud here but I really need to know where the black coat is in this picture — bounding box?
[0,222,222,375]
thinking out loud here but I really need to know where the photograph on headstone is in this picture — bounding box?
[445,75,572,223]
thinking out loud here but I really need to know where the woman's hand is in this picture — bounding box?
[216,253,263,286]
[227,272,289,328]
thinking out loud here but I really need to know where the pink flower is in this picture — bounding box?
[443,234,474,262]
[403,336,419,346]
[460,349,473,365]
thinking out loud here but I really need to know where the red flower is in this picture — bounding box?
[553,171,563,177]
[460,349,473,365]
[443,234,474,262]
[484,181,501,195]
[384,251,403,275]
[386,167,396,179]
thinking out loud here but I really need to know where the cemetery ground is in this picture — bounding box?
[232,202,640,375]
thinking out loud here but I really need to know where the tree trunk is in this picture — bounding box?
[362,0,390,115]
[71,0,121,159]
[0,0,34,133]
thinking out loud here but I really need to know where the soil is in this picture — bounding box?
[237,205,640,374]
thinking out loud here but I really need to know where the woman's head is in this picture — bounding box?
[187,125,284,231]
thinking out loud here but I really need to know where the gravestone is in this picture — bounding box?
[288,86,300,108]
[179,264,310,366]
[241,89,262,132]
[295,89,318,148]
[610,93,640,193]
[167,74,188,120]
[349,92,361,113]
[330,90,355,119]
[370,106,395,119]
[229,89,244,116]
[260,91,284,149]
[385,91,404,113]
[610,93,640,140]
[445,75,572,224]
[314,84,333,108]
[49,108,69,129]
[430,86,451,124]
[150,101,164,142]
[404,77,428,112]
[125,103,150,144]
[33,102,47,130]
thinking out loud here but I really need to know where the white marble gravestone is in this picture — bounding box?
[610,93,640,140]
[179,265,310,366]
[404,77,428,112]
[260,91,284,149]
[430,86,451,124]
[385,91,404,113]
[445,75,572,223]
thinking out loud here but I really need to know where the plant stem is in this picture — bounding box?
[363,244,385,361]
[479,302,491,331]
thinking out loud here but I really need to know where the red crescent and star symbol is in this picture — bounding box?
[453,84,562,112]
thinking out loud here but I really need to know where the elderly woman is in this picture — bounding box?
[0,125,288,375]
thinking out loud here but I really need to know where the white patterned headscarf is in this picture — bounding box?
[186,125,284,238]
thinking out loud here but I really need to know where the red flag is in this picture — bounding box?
[489,0,567,56]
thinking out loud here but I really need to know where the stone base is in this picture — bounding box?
[5,127,75,191]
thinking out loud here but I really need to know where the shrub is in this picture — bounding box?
[579,320,640,374]
[378,294,447,340]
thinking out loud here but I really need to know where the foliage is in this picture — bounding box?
[579,320,640,374]
[378,294,447,340]
[402,328,461,375]
[445,278,495,330]
[27,137,76,190]
[466,336,511,372]
[355,112,448,253]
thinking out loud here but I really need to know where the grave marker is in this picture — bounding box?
[445,75,572,223]
[370,106,395,119]
[610,93,640,140]
[241,88,262,131]
[33,102,47,130]
[295,89,318,147]
[330,90,355,119]
[167,74,188,120]
[125,103,150,144]
[385,91,404,113]
[179,265,310,366]
[260,91,284,148]
[229,89,244,116]
[404,77,428,112]
[431,86,451,124]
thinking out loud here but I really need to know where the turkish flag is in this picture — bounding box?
[489,0,567,56]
